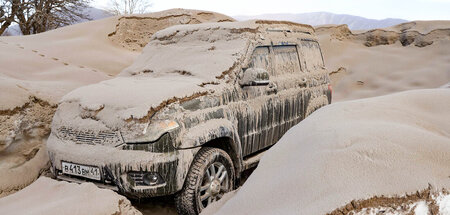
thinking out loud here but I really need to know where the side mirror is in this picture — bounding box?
[239,68,270,87]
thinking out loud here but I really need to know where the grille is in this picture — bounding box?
[58,127,122,146]
[128,172,145,186]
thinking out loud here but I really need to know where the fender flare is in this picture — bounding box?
[305,95,329,117]
[177,119,243,173]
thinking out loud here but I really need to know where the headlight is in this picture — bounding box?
[123,132,175,152]
[123,120,179,143]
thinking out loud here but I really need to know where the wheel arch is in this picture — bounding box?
[201,137,243,178]
[177,119,244,178]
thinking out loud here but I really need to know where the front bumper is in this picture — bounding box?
[47,134,197,198]
[55,174,119,191]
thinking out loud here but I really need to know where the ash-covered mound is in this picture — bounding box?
[385,20,450,34]
[0,97,55,197]
[108,9,235,51]
[0,177,141,215]
[212,89,450,215]
[0,15,123,197]
[316,21,450,47]
[316,21,450,101]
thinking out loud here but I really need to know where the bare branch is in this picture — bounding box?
[6,0,92,35]
[0,0,18,35]
[107,0,152,15]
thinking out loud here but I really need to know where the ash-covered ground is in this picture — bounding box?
[0,9,449,215]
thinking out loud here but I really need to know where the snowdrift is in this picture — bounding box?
[212,89,450,215]
[0,177,141,215]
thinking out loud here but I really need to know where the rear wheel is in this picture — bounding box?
[175,147,235,215]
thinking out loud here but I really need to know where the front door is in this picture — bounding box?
[238,46,275,156]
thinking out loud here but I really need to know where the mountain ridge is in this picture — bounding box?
[234,11,408,30]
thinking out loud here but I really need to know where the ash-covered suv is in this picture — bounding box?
[47,20,331,214]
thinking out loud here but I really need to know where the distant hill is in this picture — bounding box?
[78,7,113,22]
[234,12,407,30]
[1,7,112,36]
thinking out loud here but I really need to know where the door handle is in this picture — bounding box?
[298,78,308,87]
[266,83,278,95]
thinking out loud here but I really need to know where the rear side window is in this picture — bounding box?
[272,45,302,75]
[249,46,272,74]
[299,40,324,71]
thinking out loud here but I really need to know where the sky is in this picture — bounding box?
[92,0,450,21]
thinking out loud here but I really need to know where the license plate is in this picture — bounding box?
[61,161,101,181]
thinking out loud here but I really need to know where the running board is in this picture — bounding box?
[243,151,265,170]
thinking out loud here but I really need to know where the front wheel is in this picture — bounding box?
[175,147,235,215]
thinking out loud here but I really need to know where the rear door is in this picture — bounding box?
[268,45,304,147]
[298,39,325,72]
[297,39,328,117]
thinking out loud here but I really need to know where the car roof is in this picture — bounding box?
[122,20,318,78]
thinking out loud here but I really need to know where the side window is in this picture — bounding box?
[272,45,302,76]
[249,46,272,74]
[299,40,325,71]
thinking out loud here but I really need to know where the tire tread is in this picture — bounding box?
[175,147,234,215]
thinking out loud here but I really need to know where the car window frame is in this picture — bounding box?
[271,44,303,76]
[298,39,325,71]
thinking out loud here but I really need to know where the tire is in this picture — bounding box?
[175,147,235,215]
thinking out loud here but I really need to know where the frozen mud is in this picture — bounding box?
[211,89,450,215]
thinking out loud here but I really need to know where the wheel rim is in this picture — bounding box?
[198,162,230,209]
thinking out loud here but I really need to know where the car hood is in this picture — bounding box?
[53,75,209,134]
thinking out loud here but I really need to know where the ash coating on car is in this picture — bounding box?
[47,20,330,202]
